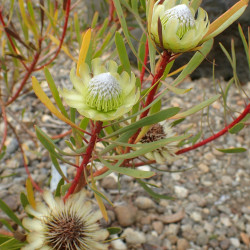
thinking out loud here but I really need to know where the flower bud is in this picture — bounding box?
[150,0,209,53]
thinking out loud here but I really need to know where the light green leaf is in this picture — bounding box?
[229,123,245,134]
[105,134,189,160]
[105,107,180,139]
[137,179,174,200]
[44,67,69,118]
[115,32,131,74]
[216,147,247,153]
[172,95,220,119]
[99,159,155,179]
[0,199,23,229]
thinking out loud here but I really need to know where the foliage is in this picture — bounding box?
[0,0,249,248]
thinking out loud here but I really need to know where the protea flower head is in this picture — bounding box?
[140,123,180,164]
[22,190,109,250]
[150,0,209,53]
[60,58,140,121]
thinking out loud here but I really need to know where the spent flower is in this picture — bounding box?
[22,190,109,250]
[150,0,209,52]
[60,58,139,121]
[140,123,180,164]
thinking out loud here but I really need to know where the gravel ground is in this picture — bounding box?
[0,52,249,250]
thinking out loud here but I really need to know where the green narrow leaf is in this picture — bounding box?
[74,13,81,47]
[238,24,250,70]
[99,159,155,179]
[20,192,29,209]
[229,123,245,134]
[0,219,14,232]
[137,179,174,200]
[89,186,113,206]
[174,95,220,119]
[131,0,139,13]
[241,113,250,123]
[105,134,189,160]
[138,33,147,71]
[113,0,138,65]
[105,107,180,138]
[148,38,156,74]
[91,11,99,28]
[189,131,202,145]
[216,147,247,153]
[115,32,131,74]
[0,199,23,228]
[173,39,214,87]
[55,178,65,197]
[44,68,69,118]
[50,154,68,181]
[107,227,122,235]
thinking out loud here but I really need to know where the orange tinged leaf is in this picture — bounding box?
[202,0,249,42]
[32,76,84,132]
[26,178,36,209]
[76,29,91,76]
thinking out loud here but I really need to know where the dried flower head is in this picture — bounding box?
[150,0,209,52]
[60,58,140,121]
[22,190,109,250]
[140,123,180,164]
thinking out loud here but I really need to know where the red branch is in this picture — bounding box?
[0,8,28,70]
[0,99,8,152]
[140,38,149,85]
[34,0,71,71]
[64,121,103,200]
[177,103,250,155]
[5,41,42,106]
[128,50,171,144]
[108,0,115,24]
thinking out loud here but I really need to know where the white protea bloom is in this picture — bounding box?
[150,0,209,53]
[22,190,109,250]
[60,58,140,121]
[140,123,180,164]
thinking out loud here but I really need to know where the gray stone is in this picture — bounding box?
[101,176,118,190]
[152,221,164,235]
[135,196,156,210]
[220,239,230,250]
[196,232,209,246]
[114,204,137,227]
[177,238,189,250]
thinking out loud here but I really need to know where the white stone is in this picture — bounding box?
[122,228,146,245]
[191,212,202,222]
[174,186,189,198]
[230,238,240,248]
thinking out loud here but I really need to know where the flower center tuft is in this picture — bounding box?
[161,4,195,39]
[141,124,166,143]
[44,212,86,250]
[86,72,123,112]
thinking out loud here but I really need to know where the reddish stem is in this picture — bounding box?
[0,99,8,152]
[129,50,171,145]
[5,41,42,106]
[140,38,149,85]
[51,129,72,139]
[64,121,103,200]
[177,103,250,155]
[8,122,42,192]
[0,8,28,70]
[108,0,115,24]
[34,0,71,71]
